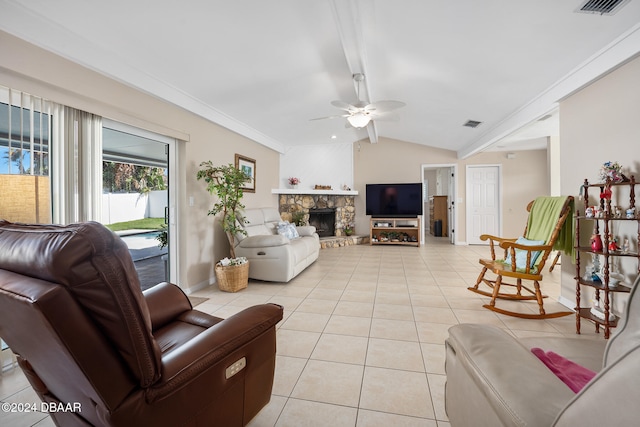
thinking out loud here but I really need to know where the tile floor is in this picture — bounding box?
[0,236,603,427]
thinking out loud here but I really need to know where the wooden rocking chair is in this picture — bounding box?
[468,196,575,319]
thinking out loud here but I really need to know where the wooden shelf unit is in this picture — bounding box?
[370,217,421,247]
[575,176,640,339]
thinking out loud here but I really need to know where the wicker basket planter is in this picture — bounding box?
[215,261,249,292]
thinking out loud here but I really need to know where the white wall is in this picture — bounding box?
[559,55,640,313]
[280,143,353,191]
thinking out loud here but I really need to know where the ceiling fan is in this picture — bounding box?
[312,73,406,128]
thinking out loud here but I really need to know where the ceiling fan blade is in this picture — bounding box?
[331,100,358,111]
[365,100,406,113]
[369,111,401,121]
[310,114,349,121]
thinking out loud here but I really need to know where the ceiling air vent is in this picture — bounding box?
[576,0,630,15]
[463,120,482,128]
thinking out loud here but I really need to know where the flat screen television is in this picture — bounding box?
[366,183,423,217]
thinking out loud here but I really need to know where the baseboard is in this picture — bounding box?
[557,295,576,310]
[183,277,216,295]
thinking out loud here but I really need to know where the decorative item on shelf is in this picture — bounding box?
[594,206,603,218]
[595,271,624,289]
[197,161,252,292]
[599,161,628,183]
[608,234,620,252]
[314,185,332,190]
[623,238,631,254]
[585,206,595,218]
[342,184,351,191]
[626,207,636,219]
[583,259,596,281]
[614,206,623,218]
[288,177,300,189]
[591,232,603,252]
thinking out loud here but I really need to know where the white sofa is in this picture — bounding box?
[234,208,320,282]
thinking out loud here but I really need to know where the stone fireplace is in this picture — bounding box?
[278,193,355,237]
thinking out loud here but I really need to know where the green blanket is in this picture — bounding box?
[526,196,575,260]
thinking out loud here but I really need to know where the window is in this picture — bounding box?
[0,89,52,223]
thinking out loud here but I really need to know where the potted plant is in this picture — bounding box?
[196,161,252,292]
[343,224,354,236]
[291,209,306,226]
[288,177,300,189]
[156,224,168,249]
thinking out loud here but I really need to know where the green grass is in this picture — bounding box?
[105,217,166,232]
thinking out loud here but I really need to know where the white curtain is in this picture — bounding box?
[51,106,102,224]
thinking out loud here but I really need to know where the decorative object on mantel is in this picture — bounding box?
[315,185,332,190]
[288,177,300,189]
[196,161,252,292]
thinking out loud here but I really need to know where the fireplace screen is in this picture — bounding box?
[308,208,336,237]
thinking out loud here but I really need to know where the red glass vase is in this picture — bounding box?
[591,234,603,252]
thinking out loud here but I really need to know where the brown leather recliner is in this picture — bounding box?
[0,220,283,426]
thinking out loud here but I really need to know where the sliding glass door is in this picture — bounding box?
[102,121,173,290]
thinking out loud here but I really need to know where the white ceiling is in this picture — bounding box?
[1,0,639,157]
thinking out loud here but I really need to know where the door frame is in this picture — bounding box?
[421,163,458,245]
[465,164,502,245]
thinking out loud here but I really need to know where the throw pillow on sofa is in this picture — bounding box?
[277,221,299,239]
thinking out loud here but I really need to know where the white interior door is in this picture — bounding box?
[467,165,500,245]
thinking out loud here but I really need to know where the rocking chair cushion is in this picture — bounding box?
[504,236,545,269]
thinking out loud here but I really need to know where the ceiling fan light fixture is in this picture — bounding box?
[347,112,371,128]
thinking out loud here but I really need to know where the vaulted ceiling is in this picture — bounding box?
[1,0,639,157]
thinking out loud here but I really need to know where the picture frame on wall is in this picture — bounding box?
[235,154,256,192]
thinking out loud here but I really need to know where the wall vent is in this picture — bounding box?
[463,120,482,128]
[576,0,630,15]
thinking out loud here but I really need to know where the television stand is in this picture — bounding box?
[370,217,421,247]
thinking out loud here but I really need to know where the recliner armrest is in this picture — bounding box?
[296,225,316,236]
[446,324,575,426]
[238,234,289,248]
[143,282,192,331]
[147,303,284,402]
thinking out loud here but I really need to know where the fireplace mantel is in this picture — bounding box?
[271,189,358,196]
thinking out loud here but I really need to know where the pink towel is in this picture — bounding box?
[531,348,597,393]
